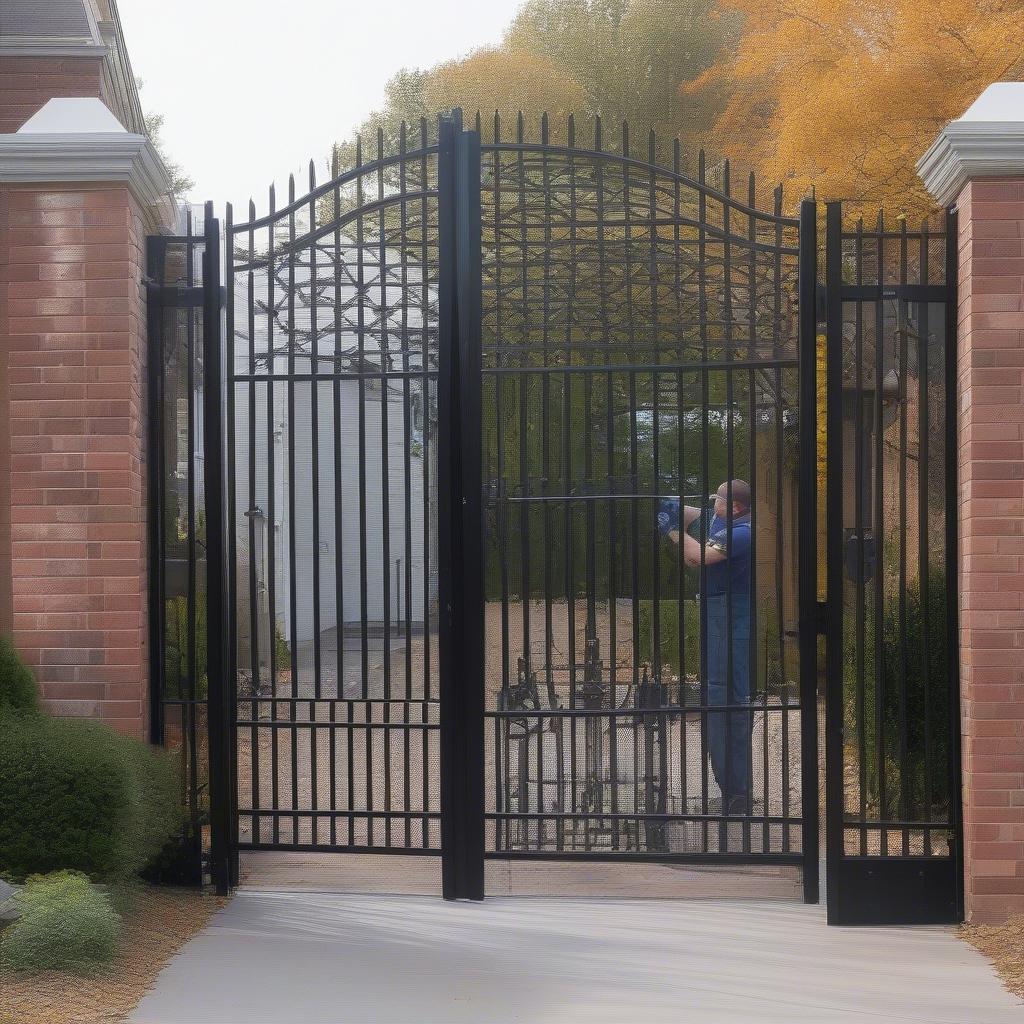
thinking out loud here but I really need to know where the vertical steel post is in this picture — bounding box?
[224,203,239,889]
[145,236,167,747]
[797,198,821,903]
[437,112,485,900]
[202,202,232,895]
[822,201,844,919]
[944,208,963,922]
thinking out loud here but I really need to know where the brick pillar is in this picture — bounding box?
[0,55,104,134]
[0,98,173,740]
[0,185,149,737]
[920,83,1024,922]
[955,179,1024,922]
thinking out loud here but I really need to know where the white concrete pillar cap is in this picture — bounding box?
[918,82,1024,208]
[0,97,175,217]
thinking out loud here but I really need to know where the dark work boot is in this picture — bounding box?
[727,795,747,816]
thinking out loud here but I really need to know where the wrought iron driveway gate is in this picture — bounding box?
[823,205,961,923]
[474,116,817,889]
[147,111,960,920]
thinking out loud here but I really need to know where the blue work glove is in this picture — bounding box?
[657,497,681,536]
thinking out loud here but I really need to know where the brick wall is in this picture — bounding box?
[0,184,149,739]
[956,178,1024,923]
[0,55,105,133]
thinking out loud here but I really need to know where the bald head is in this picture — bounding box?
[715,479,750,515]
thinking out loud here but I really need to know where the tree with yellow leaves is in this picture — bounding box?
[686,0,1024,215]
[424,48,586,139]
[336,0,735,157]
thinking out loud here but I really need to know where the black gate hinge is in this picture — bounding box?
[147,284,227,309]
[815,600,828,635]
[815,282,828,323]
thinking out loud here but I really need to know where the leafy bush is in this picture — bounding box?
[638,597,795,695]
[165,593,208,699]
[0,637,38,714]
[0,871,120,973]
[138,829,203,887]
[0,714,181,883]
[637,599,701,678]
[842,562,951,822]
[166,591,289,696]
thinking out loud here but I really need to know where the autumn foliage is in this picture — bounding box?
[339,0,1024,213]
[424,48,586,134]
[687,0,1024,214]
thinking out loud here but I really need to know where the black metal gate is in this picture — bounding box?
[475,116,817,892]
[823,204,961,924]
[225,124,445,875]
[147,112,959,918]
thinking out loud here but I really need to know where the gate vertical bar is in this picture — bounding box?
[224,201,239,888]
[456,120,485,898]
[203,202,232,895]
[437,112,485,900]
[944,208,963,921]
[797,198,820,903]
[823,200,844,918]
[145,236,167,747]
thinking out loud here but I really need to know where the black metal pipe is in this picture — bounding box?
[202,203,232,896]
[437,113,485,900]
[798,198,821,904]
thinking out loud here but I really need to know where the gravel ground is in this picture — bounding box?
[0,887,224,1024]
[963,917,1024,1001]
[234,601,804,856]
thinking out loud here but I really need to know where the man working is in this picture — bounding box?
[658,480,753,817]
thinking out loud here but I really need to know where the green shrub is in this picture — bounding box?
[0,715,181,883]
[842,562,951,822]
[0,871,120,973]
[167,589,290,694]
[0,638,38,714]
[637,599,701,678]
[165,593,208,699]
[638,597,795,694]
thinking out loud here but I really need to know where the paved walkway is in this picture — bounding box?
[130,893,1022,1024]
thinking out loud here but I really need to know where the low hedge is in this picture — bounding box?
[0,637,39,714]
[637,599,702,678]
[0,870,120,973]
[0,712,181,883]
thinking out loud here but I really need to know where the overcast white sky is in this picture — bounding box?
[117,0,525,211]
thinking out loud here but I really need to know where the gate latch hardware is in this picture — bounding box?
[815,282,828,323]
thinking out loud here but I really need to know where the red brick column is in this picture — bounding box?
[955,178,1024,922]
[0,55,104,134]
[0,184,149,739]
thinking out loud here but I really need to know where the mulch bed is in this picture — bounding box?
[0,886,225,1024]
[962,916,1024,1000]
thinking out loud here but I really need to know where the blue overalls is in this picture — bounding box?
[702,511,753,812]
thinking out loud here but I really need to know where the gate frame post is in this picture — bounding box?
[820,199,961,924]
[437,111,486,900]
[797,198,821,904]
[822,200,844,919]
[202,202,234,897]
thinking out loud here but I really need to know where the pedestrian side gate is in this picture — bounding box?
[146,111,961,924]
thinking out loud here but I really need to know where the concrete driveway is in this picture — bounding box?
[130,892,1022,1024]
